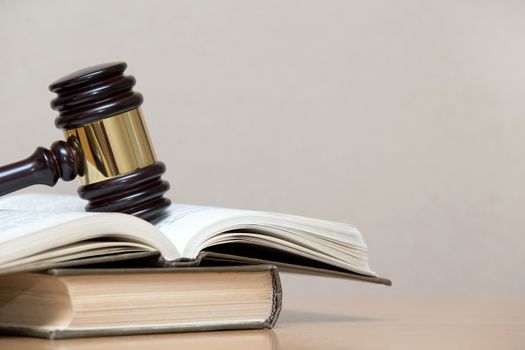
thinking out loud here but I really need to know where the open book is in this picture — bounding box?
[0,194,390,285]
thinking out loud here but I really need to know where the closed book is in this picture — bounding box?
[0,265,282,339]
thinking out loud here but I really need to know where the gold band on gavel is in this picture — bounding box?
[65,108,157,185]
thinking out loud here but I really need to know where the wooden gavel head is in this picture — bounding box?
[0,62,171,222]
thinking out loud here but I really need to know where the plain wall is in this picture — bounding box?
[0,0,524,298]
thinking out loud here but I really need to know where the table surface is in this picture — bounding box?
[1,299,524,350]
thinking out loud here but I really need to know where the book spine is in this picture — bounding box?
[265,266,283,328]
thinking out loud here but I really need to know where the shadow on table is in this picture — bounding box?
[278,309,379,324]
[0,329,279,350]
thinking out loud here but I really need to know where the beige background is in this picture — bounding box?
[0,0,523,298]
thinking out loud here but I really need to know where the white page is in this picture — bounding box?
[154,205,253,257]
[0,194,374,276]
[0,241,154,269]
[0,193,87,213]
[0,194,366,256]
[0,195,223,261]
[154,205,369,266]
[0,205,176,267]
[0,210,96,244]
[0,210,104,265]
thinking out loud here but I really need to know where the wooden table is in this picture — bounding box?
[1,299,524,349]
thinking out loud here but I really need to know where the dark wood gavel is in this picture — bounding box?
[0,62,171,222]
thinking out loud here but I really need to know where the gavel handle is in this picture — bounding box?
[0,141,82,197]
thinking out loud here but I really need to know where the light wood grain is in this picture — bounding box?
[1,299,523,350]
[277,299,525,350]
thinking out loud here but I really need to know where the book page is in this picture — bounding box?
[0,193,374,277]
[0,193,87,213]
[0,195,178,273]
[0,209,102,265]
[0,195,245,261]
[154,204,244,257]
[0,195,249,261]
[0,206,101,244]
[155,205,374,276]
[0,194,224,263]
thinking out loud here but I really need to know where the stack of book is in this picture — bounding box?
[0,194,390,339]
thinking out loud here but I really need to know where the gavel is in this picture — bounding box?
[0,62,171,222]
